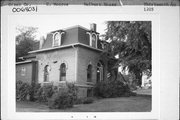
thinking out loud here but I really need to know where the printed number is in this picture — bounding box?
[144,7,154,11]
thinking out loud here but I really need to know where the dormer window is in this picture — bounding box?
[87,32,98,48]
[91,33,96,48]
[54,32,60,46]
[52,31,65,47]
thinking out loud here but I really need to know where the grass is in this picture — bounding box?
[16,96,151,112]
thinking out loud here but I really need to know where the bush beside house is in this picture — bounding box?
[16,79,136,109]
[34,84,55,102]
[48,89,74,109]
[94,80,136,98]
[16,80,32,101]
[16,80,79,109]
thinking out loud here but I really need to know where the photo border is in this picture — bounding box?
[2,6,161,120]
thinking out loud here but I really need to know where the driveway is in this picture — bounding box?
[16,96,151,112]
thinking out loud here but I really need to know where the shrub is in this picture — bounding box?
[66,82,78,101]
[48,89,74,109]
[48,82,78,109]
[16,81,79,109]
[30,83,41,101]
[16,80,31,101]
[94,80,131,98]
[74,98,84,104]
[83,97,94,104]
[35,84,55,102]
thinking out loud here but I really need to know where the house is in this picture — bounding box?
[16,23,108,98]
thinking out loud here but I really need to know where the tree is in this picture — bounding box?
[16,26,38,62]
[103,21,151,87]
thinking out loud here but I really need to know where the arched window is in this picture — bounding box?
[87,64,92,82]
[44,65,49,82]
[21,67,26,76]
[60,63,66,81]
[53,32,61,46]
[86,32,98,48]
[91,34,96,48]
[97,61,104,83]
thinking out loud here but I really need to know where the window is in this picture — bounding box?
[97,61,104,83]
[86,32,98,48]
[60,63,66,81]
[44,65,49,82]
[91,34,96,48]
[53,32,61,47]
[87,64,92,82]
[21,67,26,76]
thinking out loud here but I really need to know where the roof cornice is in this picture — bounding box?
[28,43,103,54]
[16,60,33,65]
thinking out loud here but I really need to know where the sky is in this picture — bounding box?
[14,15,107,40]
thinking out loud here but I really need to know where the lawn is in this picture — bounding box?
[16,96,151,112]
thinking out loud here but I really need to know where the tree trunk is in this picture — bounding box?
[135,71,142,87]
[119,72,127,83]
[110,69,118,81]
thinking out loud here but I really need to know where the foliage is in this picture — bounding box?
[66,82,78,101]
[48,89,74,109]
[16,81,79,109]
[16,80,31,101]
[16,38,35,61]
[35,84,55,102]
[48,82,78,109]
[83,97,94,104]
[74,98,84,104]
[25,83,41,101]
[16,26,38,43]
[103,21,152,86]
[30,83,41,101]
[94,80,131,98]
[16,26,38,62]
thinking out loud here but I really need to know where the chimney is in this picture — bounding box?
[39,36,45,49]
[90,23,96,32]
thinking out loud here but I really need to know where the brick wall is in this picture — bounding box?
[22,45,107,98]
[36,48,76,85]
[77,47,107,85]
[16,62,33,84]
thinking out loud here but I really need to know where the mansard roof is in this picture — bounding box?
[41,25,94,50]
[29,25,105,53]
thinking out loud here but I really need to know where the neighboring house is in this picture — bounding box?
[16,23,108,98]
[141,74,152,89]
